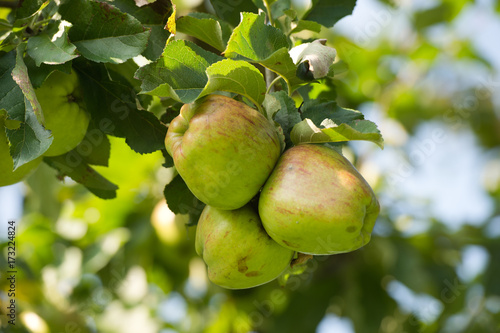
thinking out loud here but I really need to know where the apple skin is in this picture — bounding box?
[195,204,294,289]
[165,94,281,210]
[258,144,380,255]
[0,118,42,187]
[35,70,90,156]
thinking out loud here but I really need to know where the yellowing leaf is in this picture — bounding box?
[166,4,176,35]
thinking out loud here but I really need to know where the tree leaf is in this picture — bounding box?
[297,78,337,102]
[201,59,266,107]
[74,59,166,154]
[161,149,174,168]
[289,41,336,79]
[27,29,79,66]
[209,0,259,26]
[43,155,118,199]
[15,0,46,19]
[110,0,172,61]
[296,99,382,150]
[289,20,322,34]
[163,175,205,226]
[70,121,111,167]
[300,99,364,125]
[224,12,306,91]
[224,12,290,61]
[25,57,73,89]
[290,118,384,148]
[135,39,223,103]
[271,0,292,20]
[177,13,232,52]
[263,91,300,148]
[0,48,52,169]
[0,18,11,35]
[59,0,150,64]
[143,25,170,61]
[303,0,357,28]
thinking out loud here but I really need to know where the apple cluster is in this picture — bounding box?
[1,70,90,187]
[165,94,380,289]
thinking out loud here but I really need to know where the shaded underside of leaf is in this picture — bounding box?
[75,60,166,154]
[44,155,118,199]
[164,175,205,226]
[263,91,301,148]
[303,0,357,28]
[209,0,259,27]
[300,99,364,126]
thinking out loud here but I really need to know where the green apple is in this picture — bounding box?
[258,144,380,255]
[35,69,90,156]
[0,117,42,187]
[165,94,281,210]
[195,204,294,289]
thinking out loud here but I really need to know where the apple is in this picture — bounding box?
[35,69,90,156]
[0,117,42,187]
[165,94,281,210]
[195,204,294,289]
[258,144,380,255]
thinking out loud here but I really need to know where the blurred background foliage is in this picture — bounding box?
[1,0,500,332]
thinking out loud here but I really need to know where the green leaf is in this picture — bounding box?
[289,20,322,34]
[290,118,384,148]
[43,155,118,199]
[138,53,267,122]
[224,12,290,61]
[209,0,259,26]
[161,149,174,168]
[224,12,306,91]
[15,0,45,19]
[59,0,150,64]
[26,29,79,66]
[163,175,205,226]
[303,0,357,28]
[260,48,307,91]
[202,59,266,107]
[177,13,232,52]
[300,99,363,125]
[328,60,349,77]
[135,40,223,103]
[294,99,383,148]
[74,60,167,154]
[0,48,52,169]
[263,91,300,148]
[71,121,111,167]
[25,57,73,89]
[0,32,18,53]
[297,78,337,102]
[271,0,292,20]
[143,25,170,61]
[110,0,172,61]
[0,18,11,34]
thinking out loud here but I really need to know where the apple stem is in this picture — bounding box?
[290,253,313,267]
